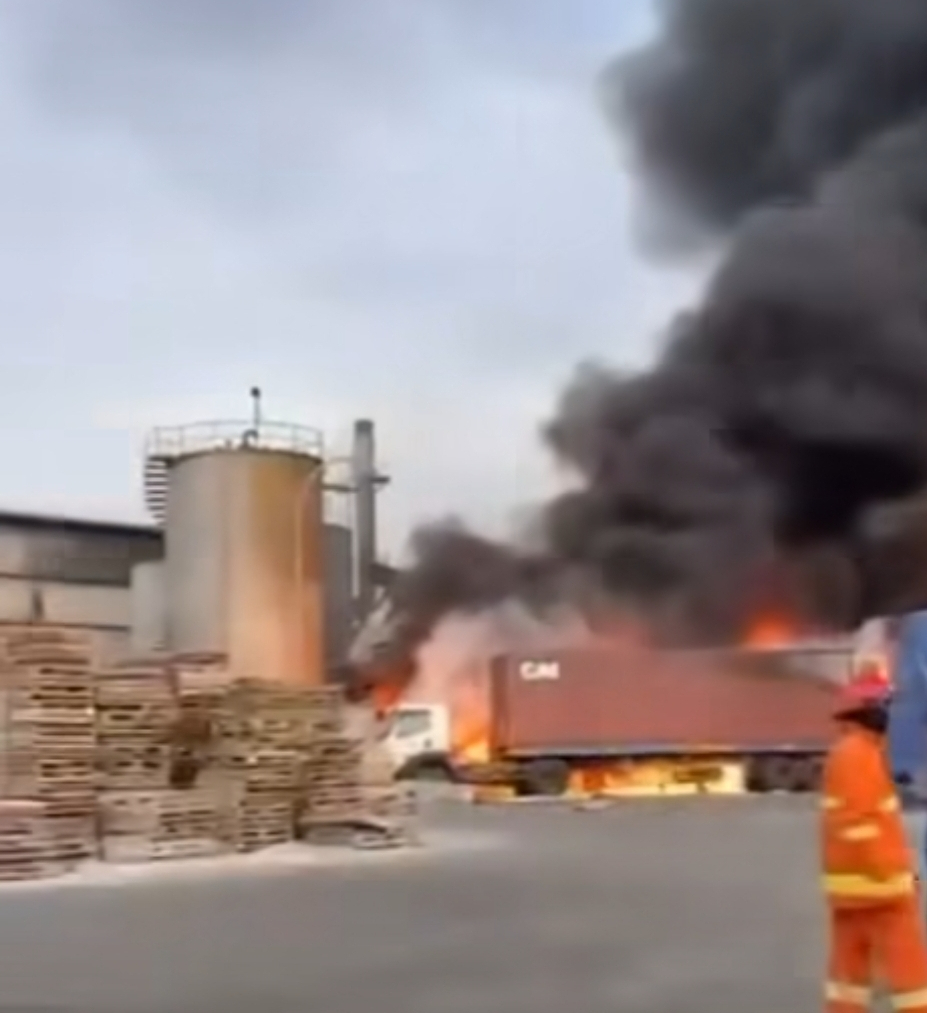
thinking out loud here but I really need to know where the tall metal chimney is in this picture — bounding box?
[352,419,387,623]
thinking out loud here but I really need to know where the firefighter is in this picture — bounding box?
[823,664,927,1012]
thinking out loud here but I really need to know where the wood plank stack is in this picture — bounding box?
[212,680,343,750]
[299,735,364,829]
[95,662,177,791]
[170,654,231,788]
[98,787,226,863]
[0,628,98,862]
[0,799,75,880]
[216,778,295,853]
[204,681,307,852]
[196,681,343,852]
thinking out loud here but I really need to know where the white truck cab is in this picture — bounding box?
[381,703,452,778]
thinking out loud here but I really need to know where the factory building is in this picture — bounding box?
[0,510,163,661]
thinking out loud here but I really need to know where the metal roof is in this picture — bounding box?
[0,509,162,540]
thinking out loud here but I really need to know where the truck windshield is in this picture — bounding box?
[391,708,433,738]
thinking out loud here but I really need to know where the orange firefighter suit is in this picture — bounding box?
[823,722,927,1011]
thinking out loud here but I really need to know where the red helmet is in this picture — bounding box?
[837,662,891,714]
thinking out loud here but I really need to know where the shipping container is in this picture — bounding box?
[492,645,839,757]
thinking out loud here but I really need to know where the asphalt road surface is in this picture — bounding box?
[0,795,825,1013]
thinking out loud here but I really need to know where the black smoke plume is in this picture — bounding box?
[375,0,927,668]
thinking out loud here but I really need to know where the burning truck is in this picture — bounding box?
[350,603,856,798]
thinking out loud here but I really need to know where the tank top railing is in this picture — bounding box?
[145,420,325,460]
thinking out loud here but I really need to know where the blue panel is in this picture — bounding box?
[889,611,927,778]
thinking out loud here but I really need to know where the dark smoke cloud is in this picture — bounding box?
[612,0,927,231]
[376,0,927,666]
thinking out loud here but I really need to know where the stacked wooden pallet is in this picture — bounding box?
[98,787,226,863]
[95,662,177,791]
[0,799,75,880]
[0,628,98,863]
[299,734,364,828]
[171,655,231,788]
[205,681,309,851]
[213,681,344,749]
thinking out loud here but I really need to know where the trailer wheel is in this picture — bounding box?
[517,759,570,797]
[789,756,823,793]
[745,756,771,793]
[396,755,457,783]
[748,755,820,794]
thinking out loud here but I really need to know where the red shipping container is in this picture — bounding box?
[490,645,844,757]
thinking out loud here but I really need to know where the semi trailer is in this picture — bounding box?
[382,641,852,797]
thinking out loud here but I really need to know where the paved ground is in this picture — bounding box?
[0,796,826,1013]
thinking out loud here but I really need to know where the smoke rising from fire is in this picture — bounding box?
[379,0,927,667]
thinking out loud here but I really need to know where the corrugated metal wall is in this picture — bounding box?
[0,524,161,584]
[0,517,163,665]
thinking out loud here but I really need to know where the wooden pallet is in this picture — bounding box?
[305,788,363,807]
[40,791,97,818]
[6,752,95,777]
[100,787,218,813]
[0,859,69,881]
[225,825,292,853]
[221,793,294,851]
[3,681,94,703]
[218,744,303,763]
[100,834,226,863]
[214,714,315,746]
[95,671,175,706]
[0,797,47,826]
[0,798,82,877]
[221,769,301,792]
[97,702,174,724]
[305,773,362,792]
[45,814,98,860]
[172,658,230,701]
[97,746,172,790]
[99,789,219,835]
[2,695,93,721]
[306,741,362,766]
[7,650,91,670]
[1,730,96,754]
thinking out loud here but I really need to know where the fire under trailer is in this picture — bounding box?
[383,643,850,797]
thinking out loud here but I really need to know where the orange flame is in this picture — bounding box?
[742,611,800,648]
[449,672,491,764]
[369,678,405,717]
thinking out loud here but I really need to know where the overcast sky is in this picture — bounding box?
[0,0,707,558]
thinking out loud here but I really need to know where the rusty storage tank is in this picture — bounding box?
[150,421,326,686]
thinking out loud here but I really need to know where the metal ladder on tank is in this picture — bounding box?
[143,455,170,526]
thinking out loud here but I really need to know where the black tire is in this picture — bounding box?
[517,758,570,797]
[747,754,820,794]
[395,755,457,783]
[788,756,822,793]
[745,756,771,793]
